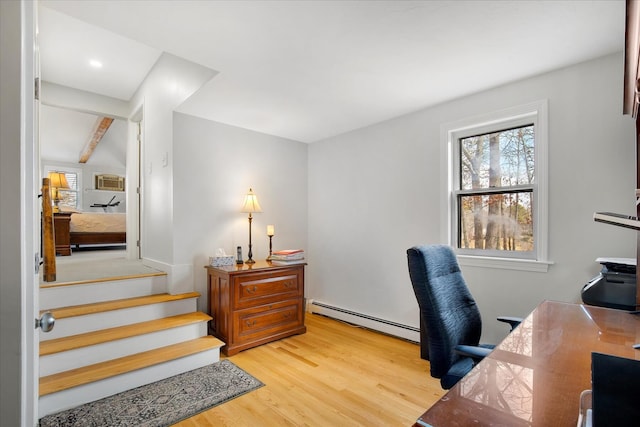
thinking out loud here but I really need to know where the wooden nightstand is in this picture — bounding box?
[53,212,72,256]
[205,261,306,356]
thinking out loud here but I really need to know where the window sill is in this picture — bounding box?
[457,255,553,272]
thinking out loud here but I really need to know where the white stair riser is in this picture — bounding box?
[38,348,220,418]
[40,275,167,311]
[40,322,209,377]
[40,298,198,341]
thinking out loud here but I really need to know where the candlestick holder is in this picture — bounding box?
[266,234,274,261]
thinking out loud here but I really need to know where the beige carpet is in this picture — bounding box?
[40,250,163,286]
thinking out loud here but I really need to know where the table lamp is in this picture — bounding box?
[240,188,262,264]
[48,171,70,213]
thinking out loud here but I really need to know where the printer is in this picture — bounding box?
[582,257,636,311]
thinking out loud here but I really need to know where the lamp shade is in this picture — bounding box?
[241,188,262,213]
[48,172,70,189]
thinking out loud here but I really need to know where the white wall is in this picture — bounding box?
[308,52,636,344]
[41,161,127,212]
[128,53,216,281]
[41,81,129,120]
[173,113,308,312]
[39,105,128,168]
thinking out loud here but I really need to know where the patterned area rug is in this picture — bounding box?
[39,360,263,427]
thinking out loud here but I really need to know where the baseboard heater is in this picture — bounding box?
[308,300,420,343]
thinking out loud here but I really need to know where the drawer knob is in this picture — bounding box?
[246,285,258,294]
[284,281,294,288]
[246,319,257,327]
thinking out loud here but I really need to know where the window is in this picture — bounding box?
[441,101,550,272]
[57,171,79,209]
[44,166,81,210]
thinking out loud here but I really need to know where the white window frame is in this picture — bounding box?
[441,100,552,272]
[43,165,83,210]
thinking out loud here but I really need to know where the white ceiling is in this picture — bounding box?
[38,7,162,101]
[40,104,127,167]
[39,0,625,143]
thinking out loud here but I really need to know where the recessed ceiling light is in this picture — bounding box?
[89,59,103,69]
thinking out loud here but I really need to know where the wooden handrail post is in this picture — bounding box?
[42,177,56,282]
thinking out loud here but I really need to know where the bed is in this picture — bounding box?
[69,212,126,249]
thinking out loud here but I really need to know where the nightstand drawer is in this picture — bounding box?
[233,300,303,344]
[234,269,302,309]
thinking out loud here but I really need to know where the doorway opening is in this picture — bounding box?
[39,103,142,283]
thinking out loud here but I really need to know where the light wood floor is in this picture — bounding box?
[175,313,444,426]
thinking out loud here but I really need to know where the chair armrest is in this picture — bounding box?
[497,316,523,331]
[455,345,492,362]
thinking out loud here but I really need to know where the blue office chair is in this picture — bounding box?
[406,244,521,389]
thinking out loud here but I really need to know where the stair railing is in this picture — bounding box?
[42,177,56,282]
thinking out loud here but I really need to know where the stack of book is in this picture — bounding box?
[270,249,305,265]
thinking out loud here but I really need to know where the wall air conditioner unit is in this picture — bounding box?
[95,174,125,191]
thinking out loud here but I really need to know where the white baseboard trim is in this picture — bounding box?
[142,258,193,295]
[308,300,419,343]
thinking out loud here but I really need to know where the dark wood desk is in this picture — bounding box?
[414,300,640,427]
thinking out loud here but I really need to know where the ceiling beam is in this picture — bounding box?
[79,117,114,163]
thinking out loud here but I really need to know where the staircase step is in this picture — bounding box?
[40,293,201,341]
[40,336,224,397]
[40,314,212,377]
[40,270,166,289]
[42,292,201,319]
[40,258,165,289]
[38,337,224,418]
[40,274,168,311]
[37,261,221,418]
[40,312,212,356]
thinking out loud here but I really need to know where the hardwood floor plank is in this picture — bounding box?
[174,313,443,426]
[275,346,319,367]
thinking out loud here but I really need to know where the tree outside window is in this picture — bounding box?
[442,100,549,270]
[458,125,534,253]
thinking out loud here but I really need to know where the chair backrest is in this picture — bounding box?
[407,244,482,379]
